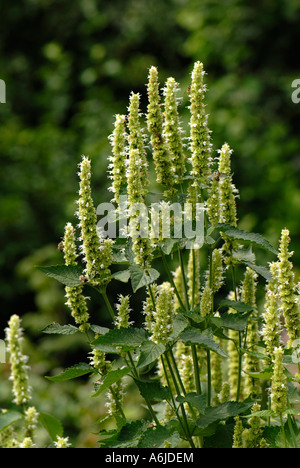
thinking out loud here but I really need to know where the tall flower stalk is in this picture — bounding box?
[5,315,31,406]
[77,156,113,289]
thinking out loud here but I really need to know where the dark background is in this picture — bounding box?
[0,0,299,446]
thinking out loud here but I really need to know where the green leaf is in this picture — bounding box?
[46,363,94,382]
[137,341,165,369]
[243,369,273,380]
[36,265,83,287]
[129,265,160,292]
[159,239,178,255]
[92,367,132,397]
[243,409,273,419]
[137,425,174,448]
[181,308,204,324]
[92,328,148,353]
[136,380,170,402]
[218,225,277,255]
[112,269,131,283]
[181,328,229,358]
[219,311,253,332]
[0,410,22,431]
[232,247,256,264]
[242,262,273,282]
[90,324,110,335]
[99,420,148,448]
[41,323,79,335]
[196,401,253,430]
[176,393,206,415]
[125,239,136,265]
[169,313,190,341]
[218,299,254,313]
[39,412,64,441]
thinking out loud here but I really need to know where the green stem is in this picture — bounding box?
[164,352,195,448]
[192,249,196,310]
[161,250,186,311]
[160,355,188,438]
[101,289,115,321]
[206,350,211,407]
[280,414,287,448]
[231,265,243,403]
[236,332,243,402]
[127,351,160,426]
[191,345,202,395]
[178,247,190,310]
[168,348,187,397]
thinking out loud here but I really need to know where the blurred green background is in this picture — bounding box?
[0,0,300,447]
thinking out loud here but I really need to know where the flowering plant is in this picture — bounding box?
[2,62,300,449]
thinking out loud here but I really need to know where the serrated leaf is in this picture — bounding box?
[36,265,83,287]
[92,328,148,353]
[242,262,273,282]
[159,239,178,255]
[136,380,170,402]
[39,412,64,441]
[137,425,172,448]
[243,409,273,419]
[176,393,206,415]
[129,265,160,293]
[41,323,79,335]
[46,363,94,382]
[196,401,253,429]
[218,226,277,255]
[218,299,254,313]
[137,341,165,369]
[0,411,22,431]
[219,311,253,331]
[90,325,110,335]
[243,369,273,380]
[181,328,229,358]
[99,420,148,448]
[169,313,189,341]
[92,367,132,397]
[112,269,131,283]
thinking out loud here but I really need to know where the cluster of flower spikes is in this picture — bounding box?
[233,403,268,448]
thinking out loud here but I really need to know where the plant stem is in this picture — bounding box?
[101,289,115,321]
[192,249,196,310]
[164,352,195,448]
[161,250,186,311]
[206,350,211,406]
[280,414,287,448]
[160,355,188,439]
[178,246,190,310]
[191,345,202,395]
[231,265,243,403]
[127,351,160,426]
[236,332,243,402]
